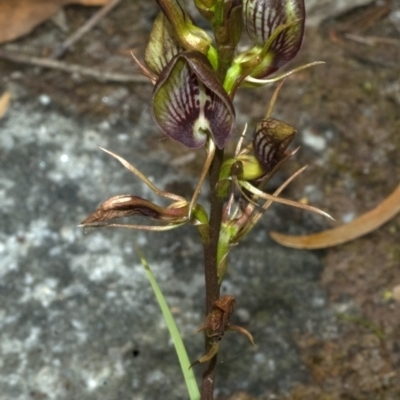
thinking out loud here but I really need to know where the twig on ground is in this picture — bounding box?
[0,49,149,83]
[344,33,400,46]
[51,0,123,59]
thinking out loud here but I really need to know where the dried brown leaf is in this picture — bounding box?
[81,195,163,225]
[270,183,400,249]
[0,0,110,44]
[75,0,110,4]
[0,91,11,119]
[81,194,189,227]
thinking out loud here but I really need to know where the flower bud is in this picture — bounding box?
[234,155,265,180]
[156,0,213,55]
[193,0,216,19]
[253,118,296,173]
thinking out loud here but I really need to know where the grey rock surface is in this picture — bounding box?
[305,0,374,26]
[0,83,339,399]
[0,0,354,398]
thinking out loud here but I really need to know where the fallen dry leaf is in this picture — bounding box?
[393,285,400,302]
[76,0,110,3]
[0,91,11,119]
[0,0,110,44]
[270,183,400,249]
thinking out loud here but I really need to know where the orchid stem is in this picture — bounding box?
[200,147,224,400]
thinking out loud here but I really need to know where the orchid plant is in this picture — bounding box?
[81,0,330,398]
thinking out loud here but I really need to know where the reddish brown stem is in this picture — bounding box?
[200,147,224,399]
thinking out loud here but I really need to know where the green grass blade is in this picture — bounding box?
[137,251,200,400]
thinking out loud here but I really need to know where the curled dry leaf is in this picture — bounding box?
[0,0,110,44]
[81,195,188,225]
[81,195,163,225]
[191,295,254,368]
[270,183,400,249]
[0,91,11,119]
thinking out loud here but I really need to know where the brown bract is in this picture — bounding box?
[203,295,236,341]
[191,295,255,367]
[0,0,110,44]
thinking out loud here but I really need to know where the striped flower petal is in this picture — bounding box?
[243,0,305,77]
[144,12,184,75]
[153,51,235,149]
[253,118,296,172]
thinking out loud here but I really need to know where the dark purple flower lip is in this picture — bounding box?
[152,51,235,149]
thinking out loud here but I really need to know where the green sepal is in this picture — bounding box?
[191,203,209,225]
[217,158,237,198]
[216,178,232,199]
[225,19,299,93]
[145,12,184,75]
[206,45,219,71]
[197,223,211,245]
[216,222,239,283]
[235,155,265,180]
